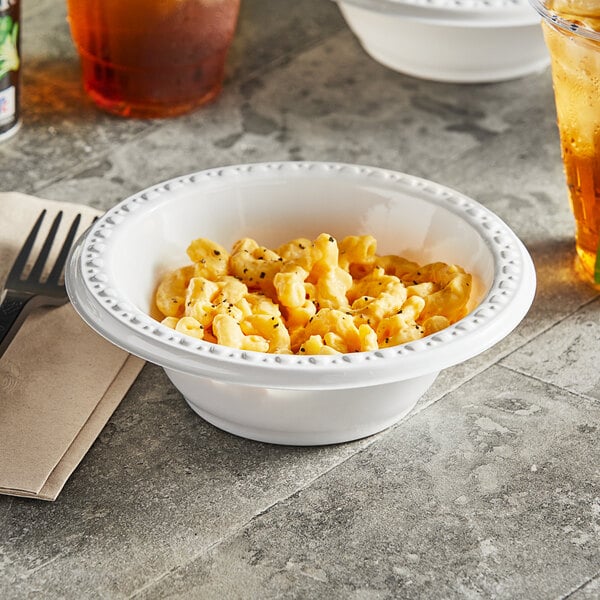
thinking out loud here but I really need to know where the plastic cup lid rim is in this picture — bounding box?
[529,0,600,41]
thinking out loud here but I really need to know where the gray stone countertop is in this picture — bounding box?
[1,1,600,598]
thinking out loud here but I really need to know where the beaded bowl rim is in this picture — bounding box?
[335,0,540,25]
[66,161,536,390]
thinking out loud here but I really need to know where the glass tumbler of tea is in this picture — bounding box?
[530,0,600,286]
[66,0,241,119]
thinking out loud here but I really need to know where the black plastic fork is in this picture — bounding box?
[0,210,82,358]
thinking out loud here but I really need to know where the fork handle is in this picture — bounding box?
[0,292,42,359]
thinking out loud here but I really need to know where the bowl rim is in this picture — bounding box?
[66,161,536,391]
[334,0,541,26]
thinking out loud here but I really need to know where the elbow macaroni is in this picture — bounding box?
[156,233,472,355]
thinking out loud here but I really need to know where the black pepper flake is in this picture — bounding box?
[300,347,305,352]
[259,272,266,279]
[363,296,368,301]
[328,236,334,242]
[274,323,280,328]
[200,258,206,264]
[213,250,221,256]
[385,337,390,343]
[299,244,305,249]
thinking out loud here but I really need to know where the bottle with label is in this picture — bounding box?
[0,0,20,142]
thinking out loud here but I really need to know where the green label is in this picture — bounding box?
[0,15,19,79]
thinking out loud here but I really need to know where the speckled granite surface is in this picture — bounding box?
[1,1,599,598]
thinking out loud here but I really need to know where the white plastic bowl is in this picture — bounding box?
[66,162,536,445]
[335,0,550,83]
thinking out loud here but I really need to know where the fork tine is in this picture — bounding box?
[46,213,82,285]
[6,209,47,282]
[27,211,63,282]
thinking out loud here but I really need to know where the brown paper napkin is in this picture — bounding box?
[0,192,145,501]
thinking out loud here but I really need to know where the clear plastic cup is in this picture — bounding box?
[530,0,600,286]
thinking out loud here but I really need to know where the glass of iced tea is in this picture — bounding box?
[66,0,240,119]
[530,0,600,286]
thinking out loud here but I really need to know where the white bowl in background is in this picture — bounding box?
[66,162,536,445]
[335,0,550,83]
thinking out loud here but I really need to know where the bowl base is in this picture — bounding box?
[363,43,550,83]
[184,397,421,446]
[167,369,440,446]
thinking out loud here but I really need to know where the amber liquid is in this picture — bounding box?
[543,19,600,284]
[561,141,600,279]
[66,0,240,118]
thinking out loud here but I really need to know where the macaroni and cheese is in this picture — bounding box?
[155,233,472,355]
